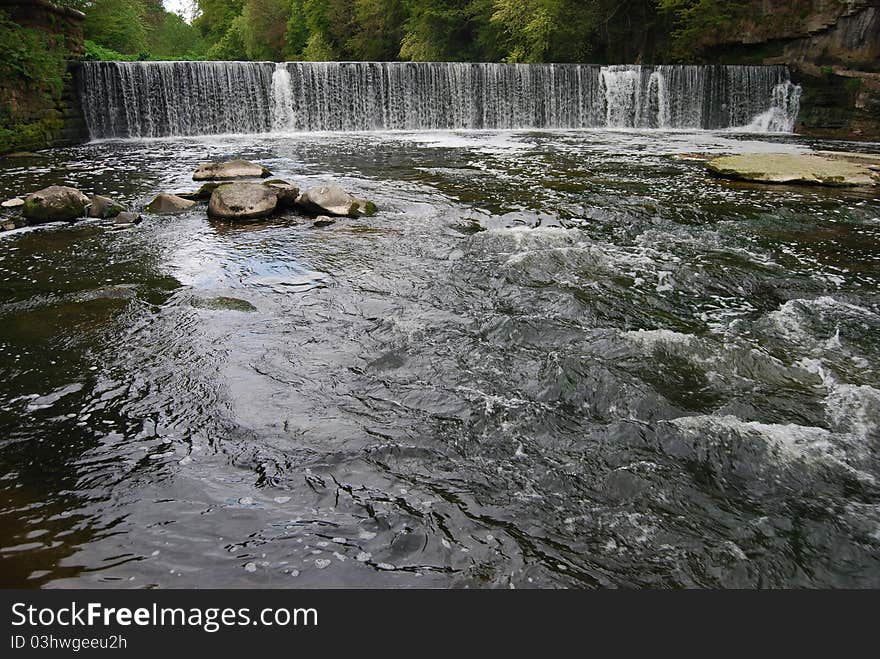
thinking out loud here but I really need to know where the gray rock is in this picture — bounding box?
[113,212,143,226]
[23,186,89,223]
[208,183,279,221]
[175,182,220,201]
[193,160,272,181]
[707,153,877,187]
[146,193,197,214]
[264,180,300,209]
[295,185,377,218]
[1,197,24,209]
[89,195,125,219]
[1,220,15,231]
[313,216,336,228]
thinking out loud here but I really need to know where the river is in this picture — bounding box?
[0,129,878,587]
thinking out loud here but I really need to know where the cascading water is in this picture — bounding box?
[77,61,801,139]
[271,62,296,132]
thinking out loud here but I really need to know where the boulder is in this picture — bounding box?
[146,193,197,214]
[113,212,143,226]
[295,185,377,218]
[264,180,300,209]
[193,160,272,181]
[706,153,877,187]
[313,216,336,228]
[207,183,279,221]
[1,198,24,209]
[1,219,15,232]
[175,182,220,201]
[23,186,89,223]
[89,195,125,219]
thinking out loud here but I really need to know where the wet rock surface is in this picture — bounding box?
[193,160,272,181]
[23,186,89,223]
[208,183,279,221]
[707,153,878,187]
[146,193,197,214]
[296,185,377,217]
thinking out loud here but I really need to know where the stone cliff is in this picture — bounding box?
[693,0,880,139]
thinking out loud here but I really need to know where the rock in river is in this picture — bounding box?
[2,197,25,209]
[193,160,272,181]
[146,193,197,214]
[89,195,125,219]
[706,153,878,187]
[113,212,143,226]
[295,185,377,218]
[175,182,220,201]
[23,186,89,223]
[264,180,300,209]
[208,183,279,221]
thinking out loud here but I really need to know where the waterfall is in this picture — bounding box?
[271,62,296,131]
[77,61,801,139]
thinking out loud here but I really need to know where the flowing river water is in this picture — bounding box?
[0,129,879,588]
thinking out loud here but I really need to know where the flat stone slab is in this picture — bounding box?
[193,160,272,181]
[707,153,878,187]
[2,197,25,209]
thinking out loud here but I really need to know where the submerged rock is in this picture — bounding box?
[89,195,125,219]
[23,186,89,223]
[146,193,197,214]
[313,216,336,228]
[192,297,258,312]
[706,153,877,187]
[264,180,300,209]
[2,198,25,209]
[193,160,272,181]
[296,185,377,218]
[208,183,278,221]
[1,219,15,231]
[113,211,143,226]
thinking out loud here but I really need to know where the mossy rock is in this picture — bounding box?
[23,186,89,223]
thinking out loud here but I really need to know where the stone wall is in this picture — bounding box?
[0,0,88,153]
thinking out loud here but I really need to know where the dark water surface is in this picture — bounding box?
[1,130,878,588]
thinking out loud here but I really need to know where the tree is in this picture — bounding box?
[240,0,290,61]
[400,0,499,62]
[347,0,408,61]
[491,0,599,63]
[83,0,148,56]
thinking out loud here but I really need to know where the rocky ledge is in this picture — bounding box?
[706,153,880,187]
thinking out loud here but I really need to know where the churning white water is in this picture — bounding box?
[271,63,296,132]
[77,61,802,139]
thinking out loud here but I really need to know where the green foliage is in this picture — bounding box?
[82,0,206,60]
[150,12,208,60]
[84,0,149,56]
[0,115,65,153]
[492,0,598,63]
[658,0,746,61]
[83,39,136,61]
[206,15,248,60]
[185,0,668,63]
[0,10,68,119]
[240,0,290,60]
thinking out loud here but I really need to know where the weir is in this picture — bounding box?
[77,61,802,139]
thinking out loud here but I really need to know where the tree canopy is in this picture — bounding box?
[70,0,748,64]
